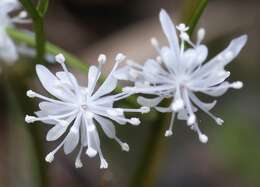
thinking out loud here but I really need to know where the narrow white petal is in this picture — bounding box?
[137,96,163,107]
[159,9,180,57]
[46,125,67,141]
[94,115,116,139]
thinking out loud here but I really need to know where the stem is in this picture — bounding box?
[130,1,208,187]
[19,0,46,63]
[130,116,166,187]
[183,0,208,36]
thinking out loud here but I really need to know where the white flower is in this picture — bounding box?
[0,0,30,64]
[115,9,247,143]
[25,53,149,169]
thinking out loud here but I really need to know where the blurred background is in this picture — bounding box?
[0,0,260,186]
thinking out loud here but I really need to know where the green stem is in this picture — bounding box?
[183,0,208,36]
[130,1,208,187]
[19,0,46,63]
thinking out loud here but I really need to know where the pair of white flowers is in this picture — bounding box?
[25,9,247,169]
[0,0,30,64]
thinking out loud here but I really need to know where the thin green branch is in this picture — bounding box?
[19,0,46,63]
[183,0,208,36]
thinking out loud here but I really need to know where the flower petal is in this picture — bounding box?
[94,115,116,139]
[92,73,118,100]
[36,65,74,101]
[137,96,163,107]
[159,9,180,58]
[46,125,67,141]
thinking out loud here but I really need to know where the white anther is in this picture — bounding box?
[176,23,189,32]
[151,37,160,48]
[199,134,208,143]
[26,90,36,98]
[121,143,130,152]
[115,53,126,62]
[86,147,97,157]
[25,115,37,123]
[197,28,206,42]
[231,81,243,89]
[45,152,55,163]
[130,118,140,125]
[75,159,83,168]
[165,130,173,137]
[216,118,224,125]
[55,53,66,64]
[187,115,196,126]
[100,158,108,169]
[98,54,107,64]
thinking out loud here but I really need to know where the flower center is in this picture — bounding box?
[81,104,88,111]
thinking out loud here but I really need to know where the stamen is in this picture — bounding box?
[98,54,107,65]
[115,53,126,63]
[45,152,55,163]
[45,138,67,163]
[165,112,175,137]
[129,118,140,125]
[86,147,97,158]
[231,81,243,89]
[187,114,196,126]
[26,90,75,106]
[115,137,130,152]
[25,115,37,123]
[199,133,208,143]
[100,158,108,169]
[26,90,36,98]
[197,28,206,45]
[150,37,161,52]
[55,53,81,97]
[176,23,189,32]
[193,123,208,143]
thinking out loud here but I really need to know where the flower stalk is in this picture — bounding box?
[19,0,49,63]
